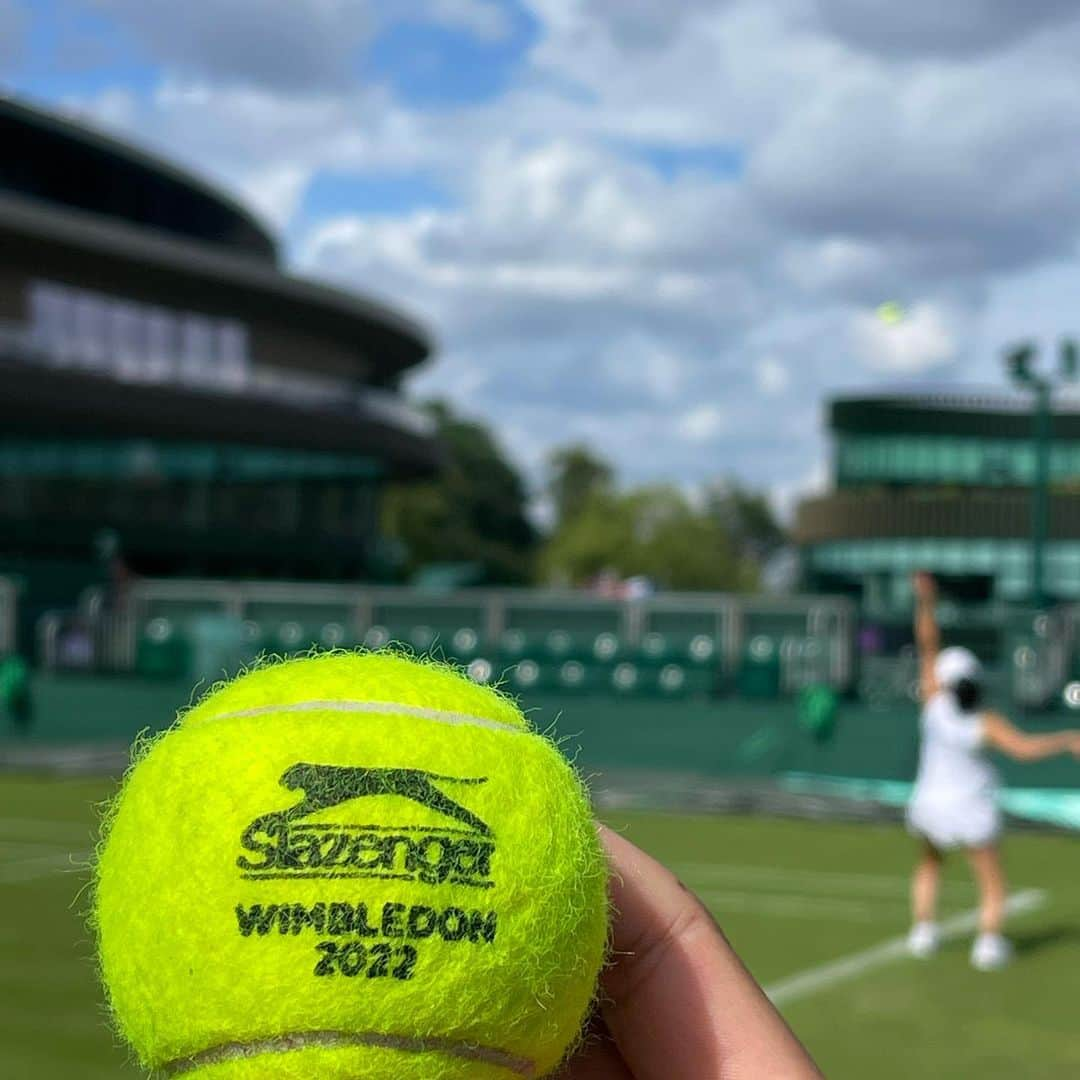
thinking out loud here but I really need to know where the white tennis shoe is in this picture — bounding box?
[906,921,940,958]
[971,933,1013,971]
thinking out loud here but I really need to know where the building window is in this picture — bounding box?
[180,314,215,385]
[24,279,251,393]
[110,301,144,381]
[72,291,108,370]
[217,321,249,390]
[144,308,177,383]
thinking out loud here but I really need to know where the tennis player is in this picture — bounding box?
[907,571,1080,970]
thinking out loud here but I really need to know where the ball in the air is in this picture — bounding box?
[93,652,609,1079]
[876,300,906,326]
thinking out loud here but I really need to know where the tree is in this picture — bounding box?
[546,444,614,528]
[381,402,538,584]
[540,485,758,591]
[705,479,786,563]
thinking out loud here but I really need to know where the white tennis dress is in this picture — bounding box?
[907,690,1001,849]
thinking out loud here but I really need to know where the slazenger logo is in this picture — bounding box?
[237,764,496,889]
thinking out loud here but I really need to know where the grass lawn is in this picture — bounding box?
[2,776,1078,1078]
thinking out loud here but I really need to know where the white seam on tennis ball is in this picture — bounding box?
[199,700,526,734]
[161,1030,537,1077]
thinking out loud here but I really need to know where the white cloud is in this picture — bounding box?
[422,0,512,41]
[602,337,685,403]
[40,0,1080,496]
[242,164,313,231]
[814,0,1080,58]
[756,355,790,395]
[526,0,729,51]
[96,0,371,91]
[850,302,959,374]
[678,404,728,443]
[300,136,770,343]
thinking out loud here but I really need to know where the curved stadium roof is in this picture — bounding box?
[1,94,278,262]
[831,387,1080,440]
[0,94,432,377]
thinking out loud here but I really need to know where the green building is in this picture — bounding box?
[0,96,442,645]
[796,390,1080,610]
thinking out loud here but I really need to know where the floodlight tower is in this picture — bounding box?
[1005,340,1080,610]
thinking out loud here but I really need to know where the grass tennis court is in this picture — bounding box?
[3,775,1078,1079]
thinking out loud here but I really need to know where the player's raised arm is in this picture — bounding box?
[913,571,941,702]
[981,712,1080,763]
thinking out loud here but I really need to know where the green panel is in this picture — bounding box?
[135,621,191,679]
[812,536,1080,605]
[243,603,356,652]
[141,597,234,628]
[834,430,1080,487]
[641,608,722,643]
[0,439,382,481]
[502,603,621,640]
[744,610,811,640]
[369,600,486,641]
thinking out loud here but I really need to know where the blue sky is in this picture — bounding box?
[366,5,537,107]
[5,0,1080,510]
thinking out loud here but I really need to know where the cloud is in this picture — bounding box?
[756,356,790,395]
[678,404,728,443]
[37,0,1080,498]
[88,0,515,94]
[421,0,512,41]
[71,76,442,230]
[95,0,371,91]
[749,48,1080,295]
[527,0,730,51]
[301,137,770,337]
[813,0,1080,58]
[850,302,959,373]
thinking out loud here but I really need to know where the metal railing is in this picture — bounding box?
[72,578,857,689]
[37,610,137,673]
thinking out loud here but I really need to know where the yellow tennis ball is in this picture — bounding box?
[94,652,609,1079]
[876,300,906,326]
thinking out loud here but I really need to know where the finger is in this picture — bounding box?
[555,1018,635,1080]
[598,825,822,1080]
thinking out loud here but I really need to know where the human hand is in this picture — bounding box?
[1069,732,1080,760]
[556,826,822,1079]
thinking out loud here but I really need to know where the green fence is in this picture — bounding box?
[27,575,1080,716]
[42,579,856,704]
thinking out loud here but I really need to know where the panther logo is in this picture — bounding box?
[237,764,496,888]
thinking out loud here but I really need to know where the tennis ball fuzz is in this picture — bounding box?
[94,652,609,1079]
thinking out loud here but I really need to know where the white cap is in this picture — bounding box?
[934,646,981,689]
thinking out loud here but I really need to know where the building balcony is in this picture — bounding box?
[795,488,1080,544]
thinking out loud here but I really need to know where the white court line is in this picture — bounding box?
[765,888,1048,1007]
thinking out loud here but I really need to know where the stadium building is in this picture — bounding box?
[797,389,1080,610]
[0,95,440,637]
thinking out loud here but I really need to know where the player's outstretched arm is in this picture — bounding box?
[982,712,1080,763]
[913,571,941,702]
[560,826,823,1080]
